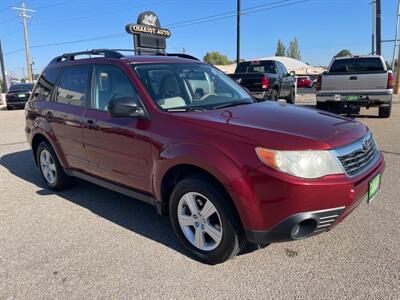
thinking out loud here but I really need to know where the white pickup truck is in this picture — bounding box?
[316,55,394,118]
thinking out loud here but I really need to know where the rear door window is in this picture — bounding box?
[31,69,59,101]
[56,66,89,106]
[329,58,384,73]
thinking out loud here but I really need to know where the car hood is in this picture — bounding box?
[175,101,368,150]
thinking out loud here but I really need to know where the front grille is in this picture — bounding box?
[335,134,378,176]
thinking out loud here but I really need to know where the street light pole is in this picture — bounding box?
[236,0,240,64]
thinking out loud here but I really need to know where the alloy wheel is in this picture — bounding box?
[177,192,223,251]
[39,149,57,184]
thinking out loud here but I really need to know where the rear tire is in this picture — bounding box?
[378,105,391,118]
[36,141,70,190]
[269,89,278,101]
[286,89,296,104]
[169,177,245,264]
[6,105,12,110]
[316,102,327,110]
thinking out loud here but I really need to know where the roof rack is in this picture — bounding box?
[50,49,124,64]
[49,48,199,64]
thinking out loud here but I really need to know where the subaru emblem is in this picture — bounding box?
[362,139,369,151]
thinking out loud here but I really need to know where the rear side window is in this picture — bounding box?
[32,69,59,101]
[235,61,277,74]
[56,66,89,106]
[329,58,384,73]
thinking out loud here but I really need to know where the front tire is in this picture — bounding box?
[36,141,70,190]
[169,177,245,264]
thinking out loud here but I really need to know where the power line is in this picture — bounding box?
[4,0,307,57]
[31,0,169,26]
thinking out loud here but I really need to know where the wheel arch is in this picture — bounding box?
[31,132,67,168]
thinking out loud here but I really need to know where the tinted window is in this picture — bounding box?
[56,66,89,106]
[330,58,384,73]
[93,65,138,111]
[235,61,277,74]
[9,83,34,92]
[32,69,59,101]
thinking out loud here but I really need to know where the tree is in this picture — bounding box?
[203,51,230,65]
[275,40,286,56]
[334,49,352,58]
[286,38,301,60]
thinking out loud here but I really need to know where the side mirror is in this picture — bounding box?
[107,97,147,119]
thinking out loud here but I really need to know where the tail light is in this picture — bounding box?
[316,75,322,91]
[261,75,270,89]
[387,72,394,89]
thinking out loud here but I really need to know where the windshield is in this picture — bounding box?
[134,63,253,111]
[9,83,34,92]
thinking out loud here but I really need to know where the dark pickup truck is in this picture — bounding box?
[229,60,296,103]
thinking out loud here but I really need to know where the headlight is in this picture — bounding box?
[255,147,344,179]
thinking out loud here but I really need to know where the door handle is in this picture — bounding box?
[349,76,358,80]
[84,118,97,129]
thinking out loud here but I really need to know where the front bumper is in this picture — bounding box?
[230,154,385,244]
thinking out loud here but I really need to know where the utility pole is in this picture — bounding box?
[371,1,375,54]
[376,0,382,55]
[12,1,35,83]
[392,0,400,70]
[0,40,7,93]
[236,0,240,64]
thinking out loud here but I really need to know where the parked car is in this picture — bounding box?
[26,49,385,264]
[5,83,34,110]
[296,76,312,88]
[229,60,296,103]
[316,55,394,118]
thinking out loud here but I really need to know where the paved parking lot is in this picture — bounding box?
[1,103,399,299]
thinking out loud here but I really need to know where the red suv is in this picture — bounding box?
[25,49,384,264]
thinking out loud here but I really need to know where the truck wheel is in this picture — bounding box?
[6,105,12,110]
[269,89,278,101]
[37,141,70,190]
[378,105,391,118]
[286,89,295,104]
[169,177,245,264]
[316,102,327,110]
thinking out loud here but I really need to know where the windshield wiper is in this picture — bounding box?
[165,106,208,112]
[213,100,252,110]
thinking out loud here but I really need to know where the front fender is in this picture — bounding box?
[153,143,258,228]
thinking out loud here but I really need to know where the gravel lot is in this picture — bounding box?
[1,103,399,299]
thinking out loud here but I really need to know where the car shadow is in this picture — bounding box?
[1,149,261,260]
[1,149,188,257]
